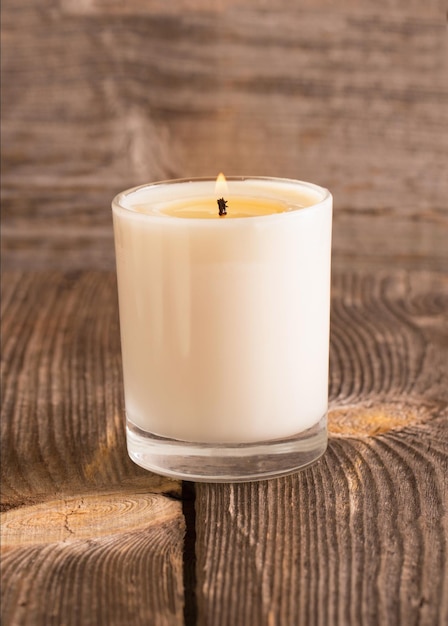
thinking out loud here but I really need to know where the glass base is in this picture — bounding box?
[126,414,327,482]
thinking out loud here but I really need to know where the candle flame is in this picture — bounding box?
[215,172,228,196]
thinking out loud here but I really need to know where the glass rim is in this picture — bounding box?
[112,176,332,220]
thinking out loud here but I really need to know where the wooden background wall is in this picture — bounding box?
[2,0,447,272]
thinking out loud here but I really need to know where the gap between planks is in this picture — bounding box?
[181,482,198,626]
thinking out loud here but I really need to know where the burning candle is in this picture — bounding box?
[112,176,332,481]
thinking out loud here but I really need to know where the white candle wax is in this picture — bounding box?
[113,177,332,444]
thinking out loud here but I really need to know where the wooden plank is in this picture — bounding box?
[3,9,445,210]
[59,0,444,18]
[2,2,447,270]
[1,271,185,625]
[2,210,448,273]
[0,271,180,506]
[1,517,184,626]
[195,270,448,625]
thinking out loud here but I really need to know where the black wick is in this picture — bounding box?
[217,197,228,217]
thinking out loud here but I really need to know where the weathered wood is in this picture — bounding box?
[2,1,447,270]
[2,210,447,273]
[195,270,448,626]
[2,269,447,624]
[1,490,181,546]
[1,517,184,626]
[1,272,185,625]
[0,271,181,507]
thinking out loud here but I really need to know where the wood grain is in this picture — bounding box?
[1,518,184,626]
[1,271,185,626]
[1,490,181,546]
[2,269,447,624]
[2,1,447,270]
[59,0,444,17]
[0,271,181,507]
[195,270,448,626]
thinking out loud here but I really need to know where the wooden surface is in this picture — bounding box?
[1,269,447,625]
[1,273,185,626]
[196,270,448,625]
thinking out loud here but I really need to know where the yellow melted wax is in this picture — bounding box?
[158,196,288,219]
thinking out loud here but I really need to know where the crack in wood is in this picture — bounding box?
[182,481,198,626]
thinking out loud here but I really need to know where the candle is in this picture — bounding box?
[112,176,332,481]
